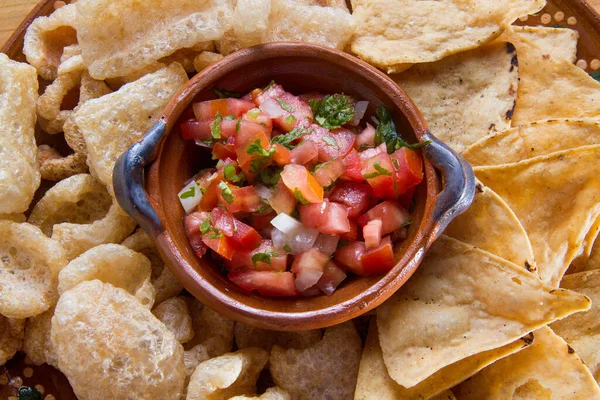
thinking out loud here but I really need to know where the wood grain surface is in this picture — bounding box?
[2,0,600,48]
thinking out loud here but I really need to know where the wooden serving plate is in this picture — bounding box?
[2,0,600,398]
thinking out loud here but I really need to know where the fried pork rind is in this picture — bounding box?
[499,27,600,125]
[22,307,57,367]
[37,145,88,182]
[52,280,185,399]
[183,299,235,375]
[153,297,194,344]
[513,26,579,63]
[187,348,269,400]
[122,229,183,304]
[445,181,535,270]
[475,145,600,286]
[232,0,271,48]
[0,214,26,223]
[28,174,112,237]
[51,200,137,261]
[23,3,77,80]
[0,54,40,214]
[270,322,362,400]
[355,319,532,400]
[550,270,600,381]
[234,322,322,351]
[463,118,600,167]
[76,0,232,79]
[74,63,188,191]
[58,244,155,308]
[350,0,544,72]
[193,52,224,72]
[229,387,291,400]
[392,42,518,153]
[0,315,24,366]
[454,326,600,399]
[0,221,67,319]
[377,236,591,388]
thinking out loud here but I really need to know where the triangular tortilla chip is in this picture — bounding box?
[445,181,535,270]
[453,326,600,399]
[354,319,532,400]
[392,42,518,153]
[499,27,600,125]
[474,145,600,286]
[513,26,578,63]
[551,270,600,382]
[377,236,590,388]
[463,118,600,167]
[570,238,600,275]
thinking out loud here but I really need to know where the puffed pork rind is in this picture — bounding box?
[0,54,40,214]
[22,307,57,367]
[28,173,112,237]
[234,322,322,351]
[74,63,188,191]
[23,3,78,81]
[0,221,67,319]
[0,315,24,366]
[58,244,155,308]
[186,347,269,400]
[153,297,194,343]
[51,280,186,399]
[76,0,232,79]
[228,387,291,400]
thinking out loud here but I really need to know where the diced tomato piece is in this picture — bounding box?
[334,241,366,275]
[361,152,398,199]
[202,233,236,260]
[328,182,373,218]
[316,260,347,295]
[363,219,383,250]
[199,171,223,211]
[398,186,416,209]
[236,120,272,146]
[212,142,237,160]
[250,211,277,231]
[313,157,345,187]
[339,149,363,182]
[292,248,329,292]
[210,208,262,250]
[391,147,424,195]
[361,236,396,275]
[339,219,358,241]
[184,212,209,258]
[358,143,386,160]
[256,84,313,132]
[193,98,255,121]
[280,164,323,204]
[217,183,263,214]
[304,125,355,162]
[243,108,273,132]
[290,140,318,165]
[299,200,350,235]
[228,269,298,296]
[181,118,238,141]
[269,180,297,215]
[226,240,287,272]
[273,144,292,166]
[236,132,272,175]
[355,123,376,150]
[358,201,411,235]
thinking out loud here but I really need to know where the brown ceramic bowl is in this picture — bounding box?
[113,42,474,331]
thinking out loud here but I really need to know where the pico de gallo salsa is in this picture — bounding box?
[179,82,427,297]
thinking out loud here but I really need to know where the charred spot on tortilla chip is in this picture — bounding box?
[568,344,575,354]
[505,101,516,119]
[521,332,535,346]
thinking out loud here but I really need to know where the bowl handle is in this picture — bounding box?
[422,131,475,245]
[113,120,167,237]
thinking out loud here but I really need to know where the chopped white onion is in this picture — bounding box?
[177,180,202,214]
[255,184,273,200]
[259,98,285,118]
[348,101,369,126]
[295,269,324,292]
[314,234,340,256]
[271,226,320,255]
[271,213,303,235]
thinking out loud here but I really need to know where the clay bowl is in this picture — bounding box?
[113,42,475,331]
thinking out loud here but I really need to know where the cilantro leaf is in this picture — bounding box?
[271,127,311,149]
[251,251,279,267]
[264,80,277,91]
[283,244,292,252]
[210,112,223,139]
[309,94,354,129]
[294,188,309,205]
[257,166,282,187]
[179,186,196,199]
[247,108,261,119]
[277,98,295,113]
[200,219,211,234]
[374,106,430,153]
[223,164,244,183]
[246,139,276,173]
[374,161,393,176]
[236,117,242,134]
[217,181,235,204]
[285,115,296,125]
[213,88,242,99]
[322,136,339,149]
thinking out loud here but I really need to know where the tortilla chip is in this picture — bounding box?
[76,0,231,79]
[377,236,590,388]
[551,270,600,381]
[499,27,600,125]
[350,0,544,72]
[570,238,600,275]
[463,118,600,167]
[513,26,579,63]
[0,54,40,214]
[74,63,188,191]
[445,181,535,270]
[475,145,600,286]
[453,326,600,399]
[392,42,518,153]
[355,319,532,400]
